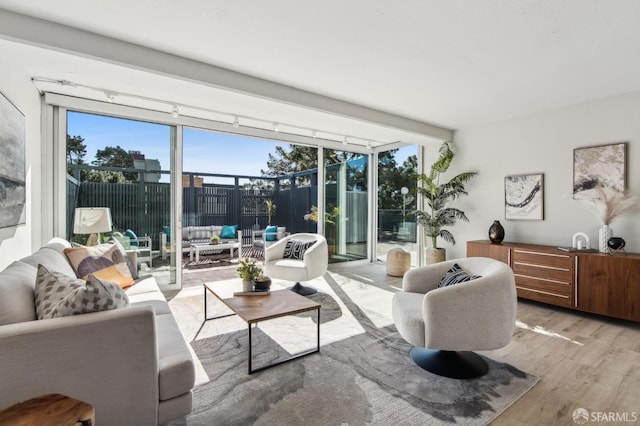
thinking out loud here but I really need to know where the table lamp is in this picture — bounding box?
[73,207,113,246]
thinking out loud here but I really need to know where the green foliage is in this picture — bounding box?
[265,200,276,225]
[414,142,477,249]
[93,145,137,182]
[237,258,262,281]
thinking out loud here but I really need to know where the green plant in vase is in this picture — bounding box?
[304,205,339,254]
[413,142,477,264]
[237,258,262,292]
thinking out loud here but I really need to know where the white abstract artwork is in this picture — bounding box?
[505,174,544,220]
[573,142,626,200]
[0,92,26,228]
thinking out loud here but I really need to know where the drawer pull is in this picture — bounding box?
[513,261,570,272]
[514,274,569,285]
[516,286,569,299]
[514,249,570,259]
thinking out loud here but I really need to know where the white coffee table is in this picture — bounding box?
[190,241,241,262]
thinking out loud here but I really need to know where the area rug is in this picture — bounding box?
[187,301,539,425]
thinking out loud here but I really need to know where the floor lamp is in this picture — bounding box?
[73,207,113,246]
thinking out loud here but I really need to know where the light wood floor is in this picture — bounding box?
[174,261,640,425]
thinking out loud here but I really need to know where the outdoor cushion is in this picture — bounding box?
[221,225,238,239]
[265,225,278,241]
[125,229,139,246]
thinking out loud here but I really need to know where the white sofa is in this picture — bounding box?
[0,238,195,425]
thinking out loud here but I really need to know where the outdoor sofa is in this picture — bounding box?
[0,237,195,425]
[160,224,242,259]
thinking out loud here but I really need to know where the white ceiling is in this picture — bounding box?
[1,0,640,147]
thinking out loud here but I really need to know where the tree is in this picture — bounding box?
[66,134,87,178]
[92,145,136,182]
[262,145,318,177]
[67,135,87,165]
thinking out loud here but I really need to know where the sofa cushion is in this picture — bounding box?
[21,246,77,278]
[36,267,130,319]
[35,264,85,319]
[265,225,278,241]
[64,243,135,288]
[156,314,196,401]
[110,237,139,279]
[0,261,38,325]
[125,229,139,247]
[220,225,237,239]
[438,263,482,288]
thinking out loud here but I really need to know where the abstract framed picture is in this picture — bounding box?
[505,173,544,220]
[0,91,26,228]
[573,142,627,200]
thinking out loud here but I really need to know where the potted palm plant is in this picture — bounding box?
[414,142,477,264]
[265,200,276,226]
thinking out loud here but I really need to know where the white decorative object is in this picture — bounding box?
[598,224,612,253]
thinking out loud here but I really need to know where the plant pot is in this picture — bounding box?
[242,280,254,292]
[426,248,446,264]
[254,277,271,291]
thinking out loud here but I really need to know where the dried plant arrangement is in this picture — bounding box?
[588,184,639,225]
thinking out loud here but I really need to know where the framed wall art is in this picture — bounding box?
[0,91,26,228]
[573,142,627,199]
[505,173,544,220]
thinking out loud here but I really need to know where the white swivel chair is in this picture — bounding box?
[264,233,328,296]
[392,257,517,379]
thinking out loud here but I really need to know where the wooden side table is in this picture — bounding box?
[0,393,95,426]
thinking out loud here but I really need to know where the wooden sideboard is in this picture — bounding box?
[467,240,640,322]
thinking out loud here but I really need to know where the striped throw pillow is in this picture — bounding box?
[438,263,481,288]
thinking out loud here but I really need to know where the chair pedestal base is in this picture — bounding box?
[288,282,318,296]
[410,348,488,379]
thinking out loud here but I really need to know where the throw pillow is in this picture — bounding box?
[221,225,238,239]
[53,274,129,317]
[64,243,136,289]
[163,225,171,242]
[109,237,139,280]
[265,225,278,241]
[35,264,84,319]
[283,239,317,260]
[124,229,139,247]
[438,263,482,288]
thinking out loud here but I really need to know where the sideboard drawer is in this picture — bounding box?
[512,248,573,307]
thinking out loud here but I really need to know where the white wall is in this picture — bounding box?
[445,91,640,260]
[0,58,43,269]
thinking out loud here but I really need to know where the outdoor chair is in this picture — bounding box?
[251,226,288,258]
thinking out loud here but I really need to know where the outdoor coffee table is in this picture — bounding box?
[189,241,240,262]
[196,283,321,374]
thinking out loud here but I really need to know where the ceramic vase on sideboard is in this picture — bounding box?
[599,224,612,253]
[488,220,505,244]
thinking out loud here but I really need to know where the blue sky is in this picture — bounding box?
[67,111,416,182]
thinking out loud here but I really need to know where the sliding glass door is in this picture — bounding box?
[66,111,178,287]
[376,146,418,266]
[324,148,368,262]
